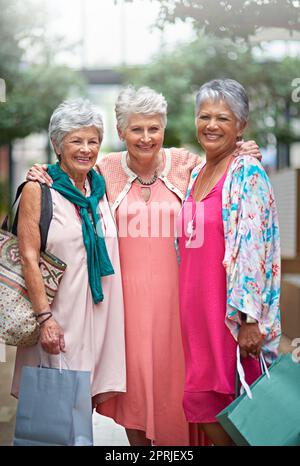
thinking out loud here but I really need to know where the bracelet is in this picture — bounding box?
[35,311,53,326]
[35,311,52,320]
[38,314,53,326]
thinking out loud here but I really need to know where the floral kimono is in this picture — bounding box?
[182,156,281,365]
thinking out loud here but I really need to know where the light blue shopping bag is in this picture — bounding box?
[14,360,93,446]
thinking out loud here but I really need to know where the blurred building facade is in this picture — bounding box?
[270,168,300,341]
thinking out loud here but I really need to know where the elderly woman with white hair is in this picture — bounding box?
[26,86,261,446]
[11,99,126,420]
[177,79,281,445]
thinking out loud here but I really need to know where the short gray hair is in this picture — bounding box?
[115,86,168,131]
[49,98,104,151]
[195,79,249,127]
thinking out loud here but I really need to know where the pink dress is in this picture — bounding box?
[98,178,203,445]
[11,186,126,403]
[178,167,261,423]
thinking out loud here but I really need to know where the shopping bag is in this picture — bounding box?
[14,361,93,446]
[217,348,300,446]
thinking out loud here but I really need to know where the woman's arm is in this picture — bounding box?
[26,160,102,185]
[25,141,262,186]
[18,182,65,354]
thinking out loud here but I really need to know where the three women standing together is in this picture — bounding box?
[18,80,280,446]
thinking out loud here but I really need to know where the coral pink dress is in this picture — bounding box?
[178,166,261,423]
[98,177,204,445]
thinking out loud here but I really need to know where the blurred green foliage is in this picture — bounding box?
[157,0,300,39]
[124,35,300,150]
[0,0,85,145]
[123,0,300,40]
[0,64,84,144]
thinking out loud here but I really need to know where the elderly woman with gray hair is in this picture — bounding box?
[11,99,126,417]
[177,79,281,445]
[26,86,261,446]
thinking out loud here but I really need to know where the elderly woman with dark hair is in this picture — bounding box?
[11,99,126,417]
[26,86,262,446]
[177,79,281,446]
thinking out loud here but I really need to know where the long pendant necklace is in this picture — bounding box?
[194,155,233,202]
[193,163,218,202]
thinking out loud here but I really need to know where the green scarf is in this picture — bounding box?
[47,163,114,304]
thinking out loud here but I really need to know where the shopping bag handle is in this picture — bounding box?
[38,346,70,373]
[236,346,270,399]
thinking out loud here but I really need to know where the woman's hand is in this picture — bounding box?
[40,317,66,355]
[27,164,53,186]
[236,140,262,160]
[237,321,263,359]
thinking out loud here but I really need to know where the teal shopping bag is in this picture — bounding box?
[217,350,300,446]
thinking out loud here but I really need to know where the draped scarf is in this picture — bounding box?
[47,163,114,303]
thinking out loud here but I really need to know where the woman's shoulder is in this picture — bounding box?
[97,151,122,162]
[231,155,266,176]
[19,182,42,208]
[96,152,122,173]
[18,182,42,222]
[229,155,271,186]
[167,147,201,172]
[169,147,199,162]
[22,181,42,195]
[227,156,274,205]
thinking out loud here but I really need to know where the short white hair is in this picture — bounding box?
[49,98,104,151]
[195,79,249,127]
[115,86,168,131]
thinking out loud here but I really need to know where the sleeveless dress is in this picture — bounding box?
[178,166,261,423]
[98,176,203,445]
[12,183,126,403]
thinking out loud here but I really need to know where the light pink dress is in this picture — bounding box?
[98,178,203,445]
[178,167,261,423]
[11,184,126,403]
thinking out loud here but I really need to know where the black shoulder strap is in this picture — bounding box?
[39,184,53,252]
[2,182,52,252]
[2,181,27,232]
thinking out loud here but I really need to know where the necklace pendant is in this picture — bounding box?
[187,220,194,236]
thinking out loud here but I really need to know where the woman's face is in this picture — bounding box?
[119,113,165,165]
[57,126,100,177]
[196,99,245,157]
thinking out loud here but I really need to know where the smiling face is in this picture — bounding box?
[119,113,165,166]
[196,99,246,158]
[55,126,100,178]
